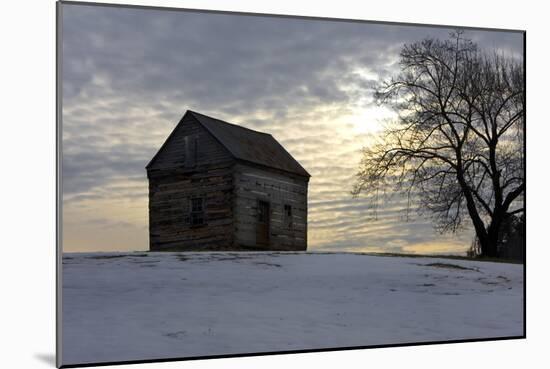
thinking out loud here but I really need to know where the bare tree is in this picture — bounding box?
[353,32,524,258]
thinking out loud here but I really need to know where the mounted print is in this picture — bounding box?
[57,1,525,367]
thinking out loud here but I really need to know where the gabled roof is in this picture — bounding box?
[148,110,311,178]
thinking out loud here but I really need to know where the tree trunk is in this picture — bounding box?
[456,170,492,257]
[478,215,504,258]
[485,230,499,258]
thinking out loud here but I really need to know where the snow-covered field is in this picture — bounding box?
[62,252,524,365]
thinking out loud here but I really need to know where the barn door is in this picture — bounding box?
[256,200,270,247]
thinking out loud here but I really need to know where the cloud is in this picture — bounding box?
[60,3,523,252]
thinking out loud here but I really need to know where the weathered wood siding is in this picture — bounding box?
[148,165,234,250]
[147,116,236,251]
[233,163,308,251]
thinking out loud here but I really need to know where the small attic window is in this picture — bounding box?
[184,135,198,167]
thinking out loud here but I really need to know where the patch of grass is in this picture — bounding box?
[477,276,509,285]
[480,280,499,285]
[424,262,478,271]
[254,262,282,268]
[164,331,187,339]
[132,260,159,264]
[88,255,126,260]
[212,254,255,261]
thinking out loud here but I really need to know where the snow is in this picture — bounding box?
[62,252,524,366]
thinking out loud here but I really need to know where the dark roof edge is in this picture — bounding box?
[187,111,243,165]
[189,110,311,178]
[235,158,311,180]
[188,110,272,137]
[266,133,311,177]
[145,111,192,169]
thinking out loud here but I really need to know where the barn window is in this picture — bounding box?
[190,197,205,226]
[284,204,293,228]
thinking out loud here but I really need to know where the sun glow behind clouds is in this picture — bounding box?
[349,106,395,135]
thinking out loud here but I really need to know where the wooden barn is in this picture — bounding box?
[146,110,310,251]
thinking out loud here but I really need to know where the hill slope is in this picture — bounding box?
[62,252,524,365]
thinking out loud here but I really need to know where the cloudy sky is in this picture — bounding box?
[61,3,523,253]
